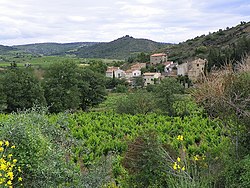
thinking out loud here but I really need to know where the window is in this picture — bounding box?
[197,64,199,67]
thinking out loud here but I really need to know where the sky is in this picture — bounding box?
[0,0,250,46]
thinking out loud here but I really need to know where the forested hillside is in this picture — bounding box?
[14,42,97,56]
[163,21,250,68]
[0,45,16,54]
[73,35,166,59]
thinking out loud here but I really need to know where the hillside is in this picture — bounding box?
[73,35,167,59]
[162,21,250,63]
[14,42,98,56]
[0,45,16,54]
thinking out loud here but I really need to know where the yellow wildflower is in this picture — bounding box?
[182,166,185,171]
[7,172,14,180]
[8,154,13,158]
[173,162,177,170]
[194,155,199,161]
[10,146,15,149]
[18,177,22,182]
[0,141,3,146]
[0,164,7,171]
[7,180,12,185]
[177,135,184,141]
[5,141,9,147]
[0,147,4,152]
[13,159,17,163]
[177,157,181,162]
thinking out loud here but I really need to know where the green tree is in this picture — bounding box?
[133,76,144,88]
[88,59,107,74]
[1,69,45,112]
[78,68,107,110]
[153,77,184,115]
[0,76,7,112]
[43,60,81,113]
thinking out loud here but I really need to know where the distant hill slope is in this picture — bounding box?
[73,35,167,59]
[0,45,16,54]
[14,42,98,56]
[161,21,250,63]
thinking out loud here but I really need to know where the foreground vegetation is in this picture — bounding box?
[0,107,240,187]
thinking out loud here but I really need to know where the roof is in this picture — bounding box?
[151,53,167,57]
[143,72,161,76]
[106,66,119,73]
[163,61,174,66]
[131,63,146,69]
[125,69,141,73]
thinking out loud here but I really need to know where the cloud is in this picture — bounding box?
[0,0,249,45]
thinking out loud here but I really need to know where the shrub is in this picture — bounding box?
[153,77,184,115]
[0,108,76,187]
[122,131,169,187]
[116,90,156,115]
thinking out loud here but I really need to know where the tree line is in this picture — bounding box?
[0,60,107,113]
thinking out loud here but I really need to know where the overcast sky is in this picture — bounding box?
[0,0,249,45]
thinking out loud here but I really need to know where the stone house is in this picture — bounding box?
[187,58,206,81]
[150,53,167,65]
[143,72,161,86]
[177,58,206,81]
[106,66,125,79]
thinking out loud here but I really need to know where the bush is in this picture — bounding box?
[223,155,250,188]
[122,131,169,187]
[153,77,184,115]
[0,108,76,187]
[116,90,156,115]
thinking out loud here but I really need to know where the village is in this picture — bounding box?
[106,53,207,87]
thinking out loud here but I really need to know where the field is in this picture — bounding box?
[0,53,121,69]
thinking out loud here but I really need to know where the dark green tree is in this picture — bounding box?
[88,60,107,74]
[43,60,81,113]
[78,68,107,110]
[133,76,144,88]
[0,76,7,112]
[153,77,184,115]
[2,69,46,112]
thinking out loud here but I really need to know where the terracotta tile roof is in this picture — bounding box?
[143,72,161,76]
[151,53,167,57]
[106,66,119,73]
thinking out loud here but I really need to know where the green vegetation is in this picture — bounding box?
[162,21,250,68]
[1,68,45,112]
[0,61,107,113]
[74,35,165,59]
[14,42,97,56]
[0,21,249,188]
[0,106,238,187]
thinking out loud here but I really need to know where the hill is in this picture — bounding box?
[162,21,250,64]
[14,42,98,56]
[73,35,167,59]
[0,45,16,54]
